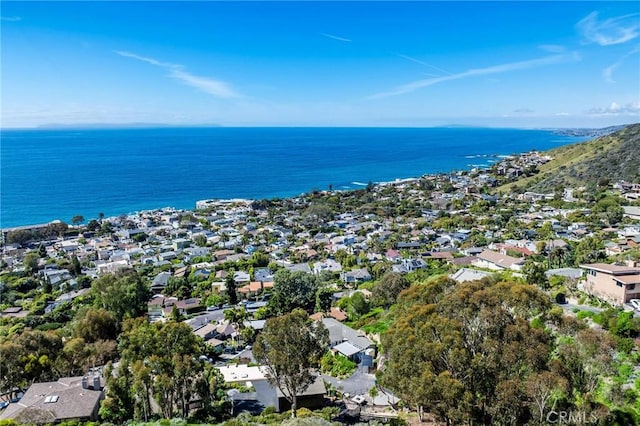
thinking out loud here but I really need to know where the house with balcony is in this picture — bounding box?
[580,262,640,306]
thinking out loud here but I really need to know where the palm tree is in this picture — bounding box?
[224,307,248,346]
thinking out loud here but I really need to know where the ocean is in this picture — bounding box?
[1,127,588,228]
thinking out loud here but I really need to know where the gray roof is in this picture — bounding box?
[545,268,583,279]
[623,206,640,217]
[333,341,362,357]
[285,263,312,273]
[0,376,103,422]
[449,268,493,283]
[321,318,374,350]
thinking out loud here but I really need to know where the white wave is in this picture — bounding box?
[351,181,368,186]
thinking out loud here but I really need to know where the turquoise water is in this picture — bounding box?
[1,127,586,227]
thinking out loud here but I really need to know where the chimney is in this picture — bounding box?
[93,375,101,391]
[82,376,88,389]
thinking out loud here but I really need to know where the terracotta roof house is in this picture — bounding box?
[580,262,640,306]
[329,307,348,322]
[238,281,274,298]
[0,376,104,423]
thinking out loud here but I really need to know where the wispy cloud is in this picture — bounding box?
[1,16,22,22]
[588,101,640,116]
[513,108,534,114]
[555,112,570,116]
[115,50,179,68]
[603,47,640,83]
[396,54,453,76]
[114,50,240,99]
[368,53,577,100]
[320,33,352,42]
[577,11,640,46]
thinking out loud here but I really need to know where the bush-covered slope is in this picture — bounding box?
[500,123,640,192]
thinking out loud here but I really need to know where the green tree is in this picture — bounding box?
[224,307,248,345]
[91,270,150,326]
[225,272,238,305]
[23,252,40,276]
[86,219,100,231]
[269,269,319,314]
[7,229,33,246]
[193,234,207,247]
[48,221,68,238]
[371,271,408,308]
[71,215,85,225]
[254,309,329,418]
[523,260,549,289]
[100,361,135,423]
[314,286,334,313]
[381,277,552,424]
[574,236,605,266]
[74,308,118,342]
[70,255,82,276]
[115,319,229,421]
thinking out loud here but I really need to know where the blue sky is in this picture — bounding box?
[1,1,639,128]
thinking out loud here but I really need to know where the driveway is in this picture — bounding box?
[321,366,376,397]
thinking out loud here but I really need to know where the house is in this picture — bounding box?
[233,271,251,284]
[211,281,227,294]
[424,251,454,261]
[1,306,28,319]
[151,271,172,293]
[472,249,524,271]
[320,318,375,363]
[238,281,274,299]
[284,262,312,274]
[172,238,191,250]
[254,268,274,282]
[385,249,401,262]
[328,307,348,322]
[580,262,640,306]
[622,206,640,220]
[218,366,325,415]
[0,376,104,423]
[449,268,493,283]
[276,377,326,412]
[313,259,342,274]
[194,323,218,340]
[393,258,427,274]
[341,268,372,284]
[174,298,203,315]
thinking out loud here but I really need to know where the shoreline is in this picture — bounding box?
[1,153,525,232]
[1,127,599,230]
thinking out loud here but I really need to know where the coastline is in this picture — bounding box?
[0,127,592,229]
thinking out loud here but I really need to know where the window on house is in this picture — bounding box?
[629,284,636,290]
[44,395,59,403]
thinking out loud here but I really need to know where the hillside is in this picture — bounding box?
[498,123,640,192]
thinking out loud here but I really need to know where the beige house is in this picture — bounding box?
[580,263,640,305]
[472,249,525,271]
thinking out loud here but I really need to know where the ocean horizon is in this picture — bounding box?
[1,127,589,228]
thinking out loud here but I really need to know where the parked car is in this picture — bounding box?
[630,299,640,310]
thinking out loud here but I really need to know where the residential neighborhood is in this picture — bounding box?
[2,148,640,424]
